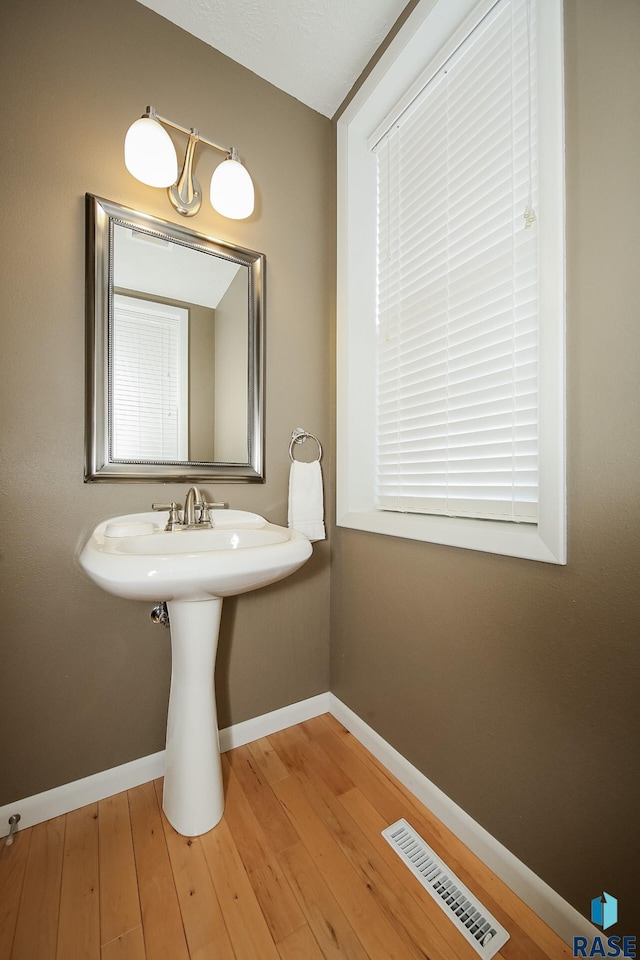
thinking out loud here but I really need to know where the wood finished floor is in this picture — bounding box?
[0,714,571,959]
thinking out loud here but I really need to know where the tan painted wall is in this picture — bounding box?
[331,0,640,928]
[0,0,331,804]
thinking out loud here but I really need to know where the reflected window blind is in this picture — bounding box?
[375,0,538,523]
[112,295,188,461]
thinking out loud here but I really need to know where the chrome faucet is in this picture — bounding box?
[152,486,225,531]
[183,485,204,527]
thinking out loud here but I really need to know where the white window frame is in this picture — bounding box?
[336,0,566,564]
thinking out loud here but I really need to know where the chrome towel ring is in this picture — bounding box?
[289,427,323,462]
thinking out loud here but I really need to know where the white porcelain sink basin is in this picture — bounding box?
[80,509,312,601]
[79,505,313,838]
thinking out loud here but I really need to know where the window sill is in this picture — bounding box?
[337,509,565,564]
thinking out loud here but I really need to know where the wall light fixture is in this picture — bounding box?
[124,106,255,220]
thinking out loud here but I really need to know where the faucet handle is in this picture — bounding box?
[152,501,182,531]
[199,500,225,527]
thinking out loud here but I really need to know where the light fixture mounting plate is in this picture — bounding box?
[168,176,202,217]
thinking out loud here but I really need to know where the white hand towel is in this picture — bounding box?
[288,460,326,542]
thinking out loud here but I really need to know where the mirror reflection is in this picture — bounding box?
[85,195,265,482]
[113,224,249,463]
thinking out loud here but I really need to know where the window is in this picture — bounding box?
[112,295,188,461]
[336,0,565,563]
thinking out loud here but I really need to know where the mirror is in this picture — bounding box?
[85,194,265,481]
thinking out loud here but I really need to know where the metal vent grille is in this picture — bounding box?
[382,819,510,959]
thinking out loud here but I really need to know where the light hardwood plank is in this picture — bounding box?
[276,922,326,960]
[247,735,290,784]
[222,757,305,943]
[225,744,299,853]
[101,925,146,960]
[0,828,31,959]
[277,841,370,960]
[276,721,355,796]
[128,781,189,960]
[152,781,236,960]
[11,816,65,960]
[201,816,280,960]
[314,714,409,823]
[272,769,422,960]
[99,792,142,947]
[56,802,100,960]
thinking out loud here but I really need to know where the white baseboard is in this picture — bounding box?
[218,692,332,752]
[0,693,333,840]
[0,750,166,838]
[327,693,597,946]
[0,690,594,946]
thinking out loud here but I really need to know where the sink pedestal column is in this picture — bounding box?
[163,598,224,836]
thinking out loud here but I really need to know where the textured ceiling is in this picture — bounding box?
[135,0,409,118]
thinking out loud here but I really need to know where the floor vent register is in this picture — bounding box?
[382,819,510,959]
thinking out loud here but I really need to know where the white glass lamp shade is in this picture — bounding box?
[209,158,255,219]
[124,117,178,188]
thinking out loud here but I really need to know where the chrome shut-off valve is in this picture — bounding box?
[150,602,170,627]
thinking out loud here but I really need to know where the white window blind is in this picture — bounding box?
[375,0,538,524]
[111,294,188,461]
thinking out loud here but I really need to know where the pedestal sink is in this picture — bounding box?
[79,508,312,836]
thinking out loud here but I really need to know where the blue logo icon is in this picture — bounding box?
[591,893,618,931]
[574,894,634,957]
